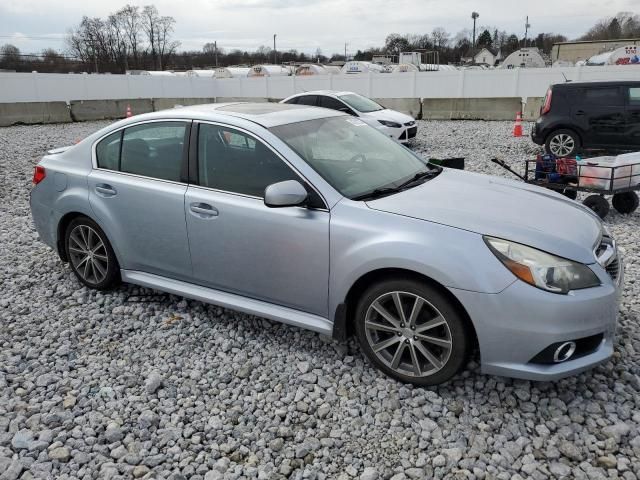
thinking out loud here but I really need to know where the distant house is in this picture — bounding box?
[473,48,497,66]
[500,47,546,69]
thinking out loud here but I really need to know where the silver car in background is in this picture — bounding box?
[30,103,622,385]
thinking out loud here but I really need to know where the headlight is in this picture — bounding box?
[378,120,402,128]
[484,236,600,294]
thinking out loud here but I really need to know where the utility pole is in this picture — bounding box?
[471,11,479,58]
[344,42,348,61]
[214,41,218,67]
[273,34,277,64]
[524,16,531,48]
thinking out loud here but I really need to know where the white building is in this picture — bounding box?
[500,48,546,69]
[473,48,496,66]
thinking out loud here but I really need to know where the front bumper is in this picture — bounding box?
[451,260,622,381]
[377,123,418,143]
[530,121,545,145]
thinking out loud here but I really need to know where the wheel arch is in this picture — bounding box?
[333,267,479,353]
[56,212,121,266]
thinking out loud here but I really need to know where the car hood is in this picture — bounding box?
[365,169,602,264]
[363,108,415,124]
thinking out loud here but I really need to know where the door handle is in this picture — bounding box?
[190,202,219,217]
[95,184,117,197]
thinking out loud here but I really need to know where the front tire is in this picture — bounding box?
[65,217,120,290]
[545,129,580,157]
[354,279,470,386]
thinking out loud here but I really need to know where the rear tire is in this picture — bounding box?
[65,217,120,290]
[545,129,580,157]
[583,194,610,219]
[354,278,470,386]
[612,191,639,214]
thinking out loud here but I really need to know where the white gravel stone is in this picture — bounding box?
[0,120,639,479]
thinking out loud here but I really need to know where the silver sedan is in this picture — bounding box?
[30,103,622,385]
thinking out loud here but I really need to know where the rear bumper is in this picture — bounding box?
[450,262,622,381]
[530,122,545,145]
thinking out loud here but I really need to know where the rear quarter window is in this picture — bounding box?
[95,131,121,170]
[581,87,624,106]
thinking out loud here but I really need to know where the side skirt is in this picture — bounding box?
[120,270,334,335]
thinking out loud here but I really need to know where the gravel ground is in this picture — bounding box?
[1,119,639,480]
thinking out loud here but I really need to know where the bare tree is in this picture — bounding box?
[141,5,160,69]
[431,27,449,50]
[156,15,180,69]
[119,5,143,68]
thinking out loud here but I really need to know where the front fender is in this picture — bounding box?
[328,201,515,321]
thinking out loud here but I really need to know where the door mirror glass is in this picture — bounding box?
[264,180,308,208]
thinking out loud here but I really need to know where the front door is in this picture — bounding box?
[576,86,626,147]
[184,122,330,316]
[88,120,193,280]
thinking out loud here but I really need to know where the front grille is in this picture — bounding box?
[606,257,619,281]
[407,126,417,138]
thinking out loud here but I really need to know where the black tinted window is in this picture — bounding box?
[198,124,299,197]
[96,131,121,171]
[629,87,640,104]
[296,95,318,106]
[119,122,187,182]
[582,87,623,106]
[285,96,299,104]
[319,96,348,111]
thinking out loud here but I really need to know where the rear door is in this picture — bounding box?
[626,85,640,146]
[576,86,626,147]
[88,120,193,280]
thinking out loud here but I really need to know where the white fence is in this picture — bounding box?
[0,66,638,103]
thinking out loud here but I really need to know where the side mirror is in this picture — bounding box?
[264,180,308,208]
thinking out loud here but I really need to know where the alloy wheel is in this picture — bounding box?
[549,133,575,156]
[364,291,453,378]
[68,225,109,285]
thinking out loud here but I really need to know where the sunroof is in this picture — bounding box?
[216,103,304,115]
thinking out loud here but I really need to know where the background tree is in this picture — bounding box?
[477,29,493,48]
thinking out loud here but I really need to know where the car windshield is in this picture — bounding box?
[338,93,384,113]
[270,116,435,199]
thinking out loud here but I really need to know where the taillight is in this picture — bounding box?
[33,165,46,185]
[541,88,553,115]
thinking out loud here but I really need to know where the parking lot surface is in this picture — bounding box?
[1,120,639,480]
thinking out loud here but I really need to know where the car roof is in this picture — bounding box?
[288,90,354,98]
[554,80,640,89]
[117,102,346,128]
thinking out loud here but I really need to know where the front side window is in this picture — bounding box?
[319,96,349,112]
[95,122,187,182]
[338,93,384,113]
[629,87,640,105]
[270,116,431,199]
[198,124,300,197]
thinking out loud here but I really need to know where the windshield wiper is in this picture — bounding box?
[351,168,441,201]
[399,168,441,187]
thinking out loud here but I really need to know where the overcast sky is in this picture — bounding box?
[1,0,639,56]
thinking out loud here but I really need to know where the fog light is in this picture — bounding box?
[553,341,576,363]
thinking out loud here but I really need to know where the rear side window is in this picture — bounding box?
[285,96,299,104]
[629,87,640,105]
[95,122,188,182]
[582,87,624,106]
[96,131,121,171]
[318,96,348,111]
[296,95,318,106]
[197,123,299,197]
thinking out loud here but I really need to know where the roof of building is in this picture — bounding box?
[553,38,640,46]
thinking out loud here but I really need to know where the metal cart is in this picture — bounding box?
[491,157,640,219]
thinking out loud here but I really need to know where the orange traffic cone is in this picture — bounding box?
[125,104,132,118]
[513,111,523,137]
